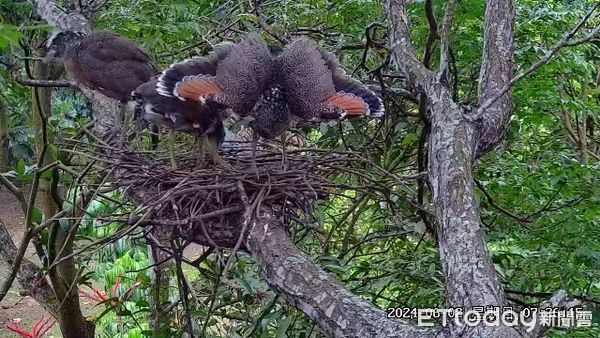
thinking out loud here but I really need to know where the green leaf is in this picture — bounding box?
[16,159,25,176]
[31,207,43,224]
[275,315,294,338]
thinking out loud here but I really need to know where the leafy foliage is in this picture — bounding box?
[1,0,598,337]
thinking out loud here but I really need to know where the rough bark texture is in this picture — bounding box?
[31,0,90,33]
[476,0,516,155]
[386,0,522,337]
[31,57,95,338]
[31,57,59,220]
[24,0,575,337]
[84,80,434,338]
[0,219,59,318]
[245,209,435,338]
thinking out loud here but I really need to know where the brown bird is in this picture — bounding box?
[156,37,384,169]
[279,37,385,121]
[136,44,237,167]
[133,76,229,167]
[45,31,157,102]
[159,37,383,137]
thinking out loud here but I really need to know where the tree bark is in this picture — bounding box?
[31,55,95,338]
[245,209,435,338]
[31,57,58,219]
[0,219,58,317]
[0,98,8,171]
[27,0,579,337]
[386,0,524,336]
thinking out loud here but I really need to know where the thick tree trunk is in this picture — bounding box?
[48,222,95,338]
[28,1,578,337]
[386,0,523,336]
[0,98,8,171]
[245,209,435,338]
[31,57,58,219]
[0,219,59,317]
[31,58,95,338]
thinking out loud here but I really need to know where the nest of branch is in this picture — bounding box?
[106,141,359,249]
[62,128,404,250]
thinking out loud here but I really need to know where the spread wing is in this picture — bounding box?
[278,37,336,120]
[215,38,275,116]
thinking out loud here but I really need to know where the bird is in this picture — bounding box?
[136,43,237,167]
[133,76,229,167]
[45,31,157,102]
[45,30,160,150]
[278,37,385,122]
[156,37,384,169]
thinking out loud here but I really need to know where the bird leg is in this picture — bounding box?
[196,136,206,166]
[250,132,259,174]
[167,131,177,170]
[120,105,132,144]
[149,125,159,150]
[205,138,231,169]
[280,133,288,171]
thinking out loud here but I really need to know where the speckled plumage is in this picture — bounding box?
[133,77,227,146]
[157,36,384,141]
[278,38,336,121]
[279,37,384,121]
[157,42,234,100]
[248,85,292,139]
[216,39,275,115]
[47,31,157,102]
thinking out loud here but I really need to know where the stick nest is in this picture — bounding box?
[107,142,355,248]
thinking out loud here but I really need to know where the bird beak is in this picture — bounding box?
[43,49,57,64]
[222,108,240,125]
[226,109,240,121]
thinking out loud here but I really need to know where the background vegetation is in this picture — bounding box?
[0,0,598,337]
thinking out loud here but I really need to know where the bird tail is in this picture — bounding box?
[156,42,234,101]
[156,58,220,99]
[317,49,385,119]
[326,78,385,119]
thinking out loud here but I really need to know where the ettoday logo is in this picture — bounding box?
[409,307,592,332]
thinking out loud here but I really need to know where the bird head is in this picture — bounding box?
[247,85,292,139]
[45,31,85,61]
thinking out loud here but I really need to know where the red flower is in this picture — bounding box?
[79,286,108,306]
[79,276,141,308]
[4,316,56,338]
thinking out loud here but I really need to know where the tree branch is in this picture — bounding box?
[30,0,91,33]
[245,209,434,338]
[15,78,75,87]
[385,0,435,88]
[473,0,516,155]
[476,2,600,119]
[438,0,457,82]
[422,0,439,69]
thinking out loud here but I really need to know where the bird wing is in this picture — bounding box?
[278,37,336,120]
[76,50,156,101]
[84,32,156,65]
[72,32,157,101]
[134,78,226,138]
[318,49,385,118]
[215,38,275,116]
[279,38,384,120]
[156,41,236,99]
[156,57,223,100]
